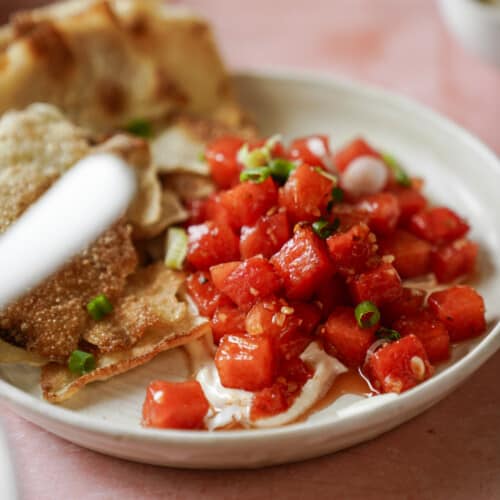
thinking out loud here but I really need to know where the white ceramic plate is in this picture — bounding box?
[1,70,499,469]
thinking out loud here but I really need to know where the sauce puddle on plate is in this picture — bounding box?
[297,369,375,423]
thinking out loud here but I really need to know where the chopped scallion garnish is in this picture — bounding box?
[68,350,96,375]
[376,327,401,342]
[269,158,295,184]
[198,152,206,162]
[165,227,188,271]
[354,301,380,328]
[382,153,411,187]
[87,294,113,321]
[314,167,338,183]
[240,166,272,183]
[331,186,344,203]
[237,135,282,170]
[312,218,340,239]
[124,119,153,139]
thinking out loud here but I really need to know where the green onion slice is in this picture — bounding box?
[124,119,153,139]
[87,294,113,321]
[312,218,340,239]
[331,186,344,203]
[237,135,282,170]
[376,327,401,342]
[382,153,411,187]
[165,227,188,271]
[268,158,295,184]
[354,301,381,328]
[314,167,338,184]
[68,350,96,375]
[240,166,271,183]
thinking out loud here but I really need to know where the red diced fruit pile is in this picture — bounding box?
[142,133,487,430]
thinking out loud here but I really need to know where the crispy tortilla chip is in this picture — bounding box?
[42,313,209,402]
[0,0,241,133]
[0,339,47,366]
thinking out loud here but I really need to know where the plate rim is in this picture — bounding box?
[1,67,500,448]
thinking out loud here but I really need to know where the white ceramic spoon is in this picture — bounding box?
[0,153,136,308]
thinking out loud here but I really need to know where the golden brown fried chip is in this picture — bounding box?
[42,313,210,402]
[0,0,241,133]
[0,223,137,362]
[162,173,215,203]
[83,263,187,352]
[0,339,47,366]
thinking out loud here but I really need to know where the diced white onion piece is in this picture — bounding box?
[341,156,388,196]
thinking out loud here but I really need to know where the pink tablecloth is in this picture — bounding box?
[1,1,500,499]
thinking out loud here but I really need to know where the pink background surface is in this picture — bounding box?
[1,1,499,499]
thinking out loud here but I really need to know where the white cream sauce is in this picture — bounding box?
[185,337,347,430]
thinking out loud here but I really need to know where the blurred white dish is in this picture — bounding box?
[439,0,500,66]
[0,425,17,500]
[0,70,499,469]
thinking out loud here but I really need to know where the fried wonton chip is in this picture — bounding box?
[0,0,243,133]
[0,103,90,233]
[152,114,258,175]
[0,222,138,362]
[41,265,210,402]
[0,339,47,367]
[83,263,187,352]
[95,133,167,239]
[162,173,215,203]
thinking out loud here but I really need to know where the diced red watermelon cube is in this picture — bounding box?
[187,221,239,270]
[357,192,400,236]
[206,136,245,189]
[378,230,432,279]
[427,286,486,341]
[215,334,277,391]
[270,225,334,300]
[186,271,233,317]
[431,239,478,283]
[334,137,381,173]
[364,335,433,394]
[408,207,469,244]
[321,306,378,367]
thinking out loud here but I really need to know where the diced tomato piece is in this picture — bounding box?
[378,230,432,279]
[210,256,281,309]
[215,334,277,391]
[326,223,377,276]
[431,239,478,283]
[408,207,469,244]
[314,274,350,319]
[427,286,486,341]
[210,306,246,344]
[334,137,381,173]
[187,221,239,270]
[270,226,334,300]
[240,209,291,259]
[142,380,209,430]
[250,357,312,420]
[380,287,425,326]
[349,263,403,307]
[365,335,433,393]
[357,193,400,236]
[278,164,334,223]
[288,135,332,169]
[219,178,278,229]
[390,187,427,224]
[393,311,450,362]
[204,194,232,226]
[186,271,233,317]
[321,306,377,367]
[205,136,245,189]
